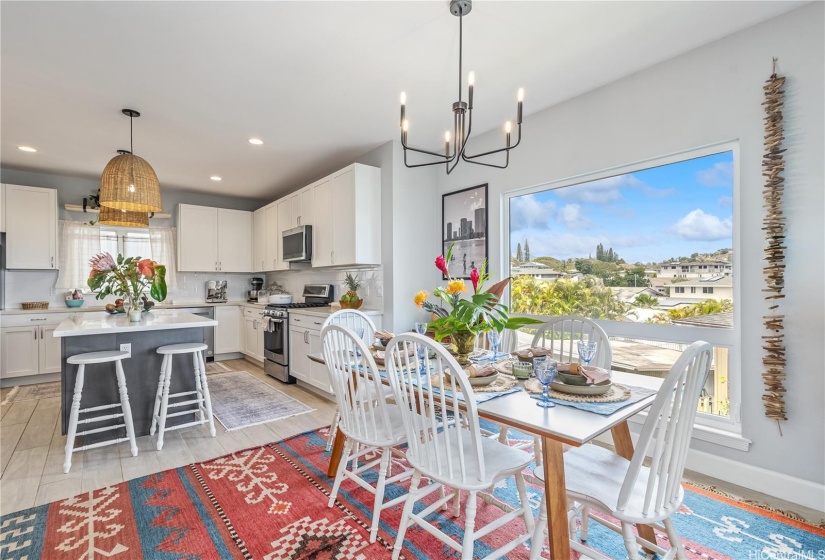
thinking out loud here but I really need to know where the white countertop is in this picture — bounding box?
[287,307,383,318]
[54,310,218,337]
[1,300,266,315]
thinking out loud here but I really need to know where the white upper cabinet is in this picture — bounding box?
[312,164,381,268]
[253,208,266,272]
[0,183,6,233]
[286,186,313,229]
[217,209,253,272]
[177,204,252,272]
[275,198,290,270]
[264,203,280,271]
[4,184,58,270]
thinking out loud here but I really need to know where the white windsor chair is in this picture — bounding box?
[385,333,535,560]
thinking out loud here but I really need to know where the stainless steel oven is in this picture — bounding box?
[263,310,292,383]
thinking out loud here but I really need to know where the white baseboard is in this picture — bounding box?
[0,372,60,389]
[594,431,825,514]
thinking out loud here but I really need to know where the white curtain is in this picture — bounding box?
[56,221,101,291]
[149,227,177,287]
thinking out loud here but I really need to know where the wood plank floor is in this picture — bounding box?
[0,358,336,516]
[1,359,822,526]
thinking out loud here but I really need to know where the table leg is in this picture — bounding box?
[327,426,347,477]
[541,437,570,559]
[611,421,658,552]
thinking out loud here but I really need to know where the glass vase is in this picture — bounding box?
[127,294,142,322]
[451,330,476,366]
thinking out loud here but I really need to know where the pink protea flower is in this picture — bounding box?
[137,259,155,279]
[435,254,449,276]
[470,267,480,293]
[89,252,116,273]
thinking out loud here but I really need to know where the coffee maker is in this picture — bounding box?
[205,280,227,303]
[248,277,264,302]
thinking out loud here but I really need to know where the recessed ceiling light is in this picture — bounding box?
[248,138,264,145]
[18,146,37,152]
[210,176,222,181]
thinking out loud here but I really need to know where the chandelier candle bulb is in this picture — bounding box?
[400,92,406,127]
[505,121,512,147]
[445,131,451,155]
[517,88,524,123]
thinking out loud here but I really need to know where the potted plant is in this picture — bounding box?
[87,253,167,321]
[340,272,363,309]
[414,244,541,365]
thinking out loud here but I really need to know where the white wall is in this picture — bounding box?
[436,3,824,489]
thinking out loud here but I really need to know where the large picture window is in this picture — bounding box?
[507,147,739,432]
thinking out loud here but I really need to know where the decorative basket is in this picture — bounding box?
[21,301,50,310]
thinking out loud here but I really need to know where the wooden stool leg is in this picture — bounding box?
[150,355,168,436]
[64,364,85,474]
[197,352,217,437]
[114,359,138,457]
[192,352,205,423]
[156,355,173,451]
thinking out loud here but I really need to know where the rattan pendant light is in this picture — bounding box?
[98,198,149,228]
[99,109,162,212]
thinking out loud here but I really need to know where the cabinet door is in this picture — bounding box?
[241,317,256,356]
[38,326,62,374]
[253,209,266,272]
[1,327,40,378]
[5,185,57,270]
[288,326,309,381]
[256,320,265,361]
[331,168,357,266]
[299,187,314,226]
[264,204,279,270]
[312,178,333,267]
[275,199,291,270]
[217,209,252,272]
[0,183,6,233]
[290,193,302,228]
[178,205,218,272]
[307,329,332,392]
[215,306,241,354]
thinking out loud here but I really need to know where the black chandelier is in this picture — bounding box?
[400,0,523,174]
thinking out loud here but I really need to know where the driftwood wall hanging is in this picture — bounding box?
[761,57,787,433]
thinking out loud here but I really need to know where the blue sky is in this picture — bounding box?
[509,151,734,264]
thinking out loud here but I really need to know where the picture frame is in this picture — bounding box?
[441,183,488,279]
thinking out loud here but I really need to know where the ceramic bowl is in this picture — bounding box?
[557,371,589,386]
[64,299,85,308]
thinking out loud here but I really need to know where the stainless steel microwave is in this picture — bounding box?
[282,225,312,262]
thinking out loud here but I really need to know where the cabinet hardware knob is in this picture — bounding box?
[51,256,55,268]
[34,329,37,340]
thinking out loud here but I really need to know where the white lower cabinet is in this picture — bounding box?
[240,306,264,361]
[214,305,241,354]
[289,312,331,393]
[1,313,71,379]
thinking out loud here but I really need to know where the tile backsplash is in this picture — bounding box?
[266,266,383,309]
[2,270,255,309]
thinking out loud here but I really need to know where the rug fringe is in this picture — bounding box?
[1,386,20,406]
[217,408,316,432]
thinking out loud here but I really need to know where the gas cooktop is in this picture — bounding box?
[266,302,330,309]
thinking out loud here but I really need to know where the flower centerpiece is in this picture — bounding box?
[88,253,168,321]
[414,244,541,365]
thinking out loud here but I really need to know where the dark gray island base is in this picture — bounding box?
[60,327,206,443]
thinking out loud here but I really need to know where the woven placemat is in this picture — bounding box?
[524,378,631,403]
[432,373,518,394]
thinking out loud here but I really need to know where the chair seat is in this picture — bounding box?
[67,350,130,365]
[157,343,209,355]
[411,427,533,490]
[562,444,683,523]
[340,403,411,447]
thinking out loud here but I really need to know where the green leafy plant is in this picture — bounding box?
[414,243,541,341]
[87,252,167,307]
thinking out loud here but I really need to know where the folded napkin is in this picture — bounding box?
[465,364,497,378]
[557,362,581,374]
[580,365,611,385]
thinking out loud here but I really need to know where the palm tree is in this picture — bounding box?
[634,293,659,308]
[510,275,632,320]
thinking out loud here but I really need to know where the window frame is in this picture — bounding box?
[501,141,741,435]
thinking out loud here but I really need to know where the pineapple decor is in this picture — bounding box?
[340,272,363,309]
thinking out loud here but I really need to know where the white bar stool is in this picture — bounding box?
[64,350,138,474]
[150,343,216,450]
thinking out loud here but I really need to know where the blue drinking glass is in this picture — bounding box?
[414,322,428,374]
[487,330,501,358]
[353,327,365,358]
[577,340,597,366]
[534,358,558,408]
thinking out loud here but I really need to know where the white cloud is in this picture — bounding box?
[556,204,590,229]
[698,161,733,188]
[717,195,733,209]
[671,209,732,241]
[509,194,556,229]
[555,175,632,204]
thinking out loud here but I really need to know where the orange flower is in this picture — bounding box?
[137,259,155,279]
[414,290,429,308]
[446,280,467,295]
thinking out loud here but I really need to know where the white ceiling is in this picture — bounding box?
[1,1,804,201]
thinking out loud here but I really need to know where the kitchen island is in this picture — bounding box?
[54,310,218,441]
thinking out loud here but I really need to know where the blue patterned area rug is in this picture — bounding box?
[1,428,822,559]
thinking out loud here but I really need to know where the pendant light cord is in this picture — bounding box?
[458,7,463,103]
[130,113,134,154]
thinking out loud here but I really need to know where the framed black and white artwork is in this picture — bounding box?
[441,183,488,279]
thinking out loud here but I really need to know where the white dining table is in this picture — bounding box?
[308,352,663,559]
